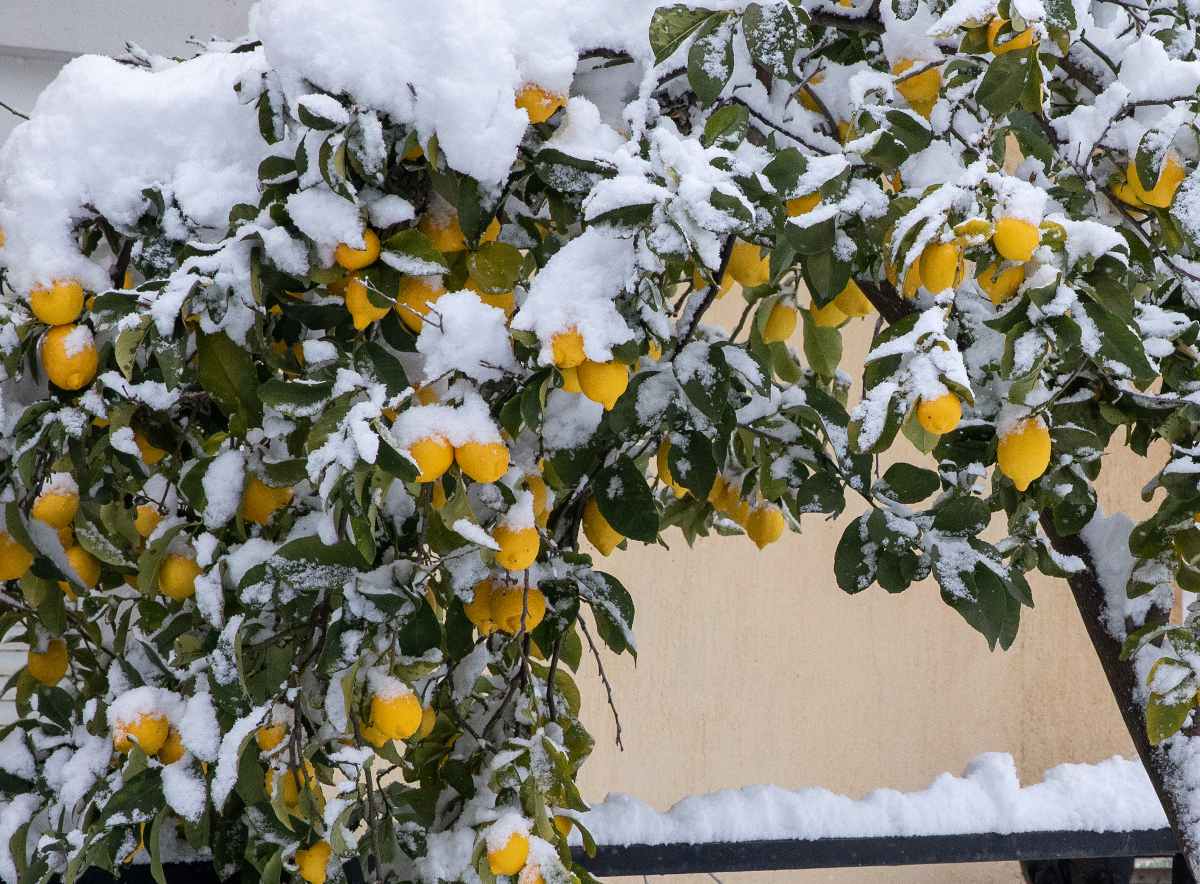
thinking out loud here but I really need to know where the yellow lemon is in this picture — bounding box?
[954,218,993,240]
[419,213,500,253]
[159,554,201,601]
[134,431,167,465]
[30,279,85,325]
[553,815,574,838]
[527,474,550,526]
[241,476,294,525]
[786,193,821,216]
[797,72,825,113]
[416,706,437,739]
[266,760,317,808]
[657,441,688,498]
[577,360,629,411]
[58,546,100,598]
[992,217,1040,262]
[493,524,540,572]
[1127,155,1187,209]
[809,299,847,328]
[833,280,874,317]
[57,526,74,549]
[978,262,1025,305]
[901,260,923,298]
[560,365,582,393]
[296,841,331,884]
[114,713,169,755]
[551,328,586,369]
[987,18,1036,54]
[0,533,33,581]
[256,723,287,751]
[395,276,446,333]
[763,303,798,344]
[371,690,423,741]
[997,417,1052,492]
[28,638,69,686]
[32,488,78,529]
[726,240,770,288]
[455,441,510,484]
[692,268,735,299]
[334,229,380,271]
[465,277,516,316]
[582,497,623,556]
[519,866,545,884]
[403,141,424,161]
[918,241,962,293]
[488,832,530,877]
[343,274,391,330]
[158,727,185,765]
[134,505,163,539]
[745,505,786,549]
[409,436,454,483]
[516,85,567,124]
[491,584,547,634]
[892,59,941,118]
[916,392,962,435]
[42,324,98,391]
[464,579,497,633]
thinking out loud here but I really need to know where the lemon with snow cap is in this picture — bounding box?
[42,324,98,390]
[334,229,380,271]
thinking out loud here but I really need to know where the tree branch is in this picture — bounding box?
[579,616,624,750]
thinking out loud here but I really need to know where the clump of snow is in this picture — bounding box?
[391,394,502,448]
[202,449,246,529]
[416,291,516,384]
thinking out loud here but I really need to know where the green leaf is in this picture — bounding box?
[115,317,151,380]
[802,313,842,378]
[881,463,940,503]
[649,5,723,64]
[742,3,799,77]
[1147,691,1194,744]
[468,242,523,292]
[701,104,750,149]
[298,98,345,131]
[801,251,851,303]
[595,456,659,543]
[1080,300,1156,384]
[835,515,875,593]
[688,16,734,105]
[259,378,333,418]
[932,495,990,536]
[383,228,450,273]
[668,430,717,500]
[587,572,637,659]
[975,49,1033,117]
[149,806,169,884]
[1006,111,1054,166]
[197,332,262,426]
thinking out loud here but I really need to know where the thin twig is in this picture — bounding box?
[0,100,28,121]
[579,616,623,750]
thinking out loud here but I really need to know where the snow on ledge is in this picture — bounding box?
[578,753,1166,847]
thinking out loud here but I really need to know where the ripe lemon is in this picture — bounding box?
[159,553,201,601]
[134,431,167,465]
[726,240,770,288]
[657,441,687,498]
[409,436,454,483]
[900,260,922,298]
[57,526,74,548]
[762,303,798,344]
[58,546,100,598]
[488,832,530,877]
[551,329,586,369]
[0,533,33,581]
[241,476,294,525]
[456,441,510,484]
[527,474,550,526]
[786,193,821,216]
[30,279,85,325]
[334,229,381,271]
[577,360,629,411]
[978,262,1025,305]
[32,487,78,529]
[134,505,162,539]
[266,760,317,808]
[465,277,515,316]
[114,713,169,755]
[560,365,582,393]
[418,213,499,253]
[997,417,1052,492]
[916,392,962,435]
[809,299,847,328]
[28,638,68,686]
[464,579,498,633]
[256,723,287,751]
[992,217,1040,262]
[343,274,390,330]
[954,218,993,240]
[727,496,751,526]
[553,815,574,837]
[42,324,98,391]
[918,241,962,294]
[395,276,445,333]
[371,689,423,740]
[491,584,547,634]
[692,268,734,299]
[516,85,566,124]
[158,727,185,765]
[892,59,941,118]
[493,524,540,572]
[583,497,623,556]
[745,505,786,549]
[296,841,331,884]
[833,280,874,318]
[987,18,1036,54]
[416,706,437,739]
[1127,155,1186,208]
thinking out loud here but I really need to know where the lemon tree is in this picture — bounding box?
[2,0,1200,880]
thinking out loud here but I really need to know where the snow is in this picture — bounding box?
[451,519,501,550]
[163,762,207,821]
[416,291,517,384]
[211,704,271,808]
[180,691,221,762]
[579,753,1166,846]
[0,794,40,884]
[0,731,35,782]
[1118,35,1200,103]
[390,394,502,448]
[202,448,246,529]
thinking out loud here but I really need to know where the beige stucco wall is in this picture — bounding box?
[571,302,1151,883]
